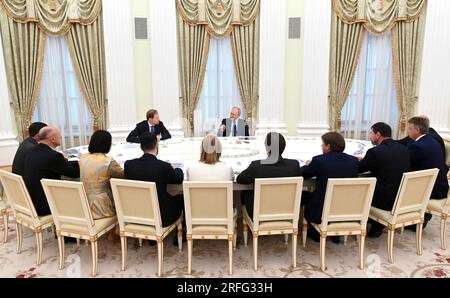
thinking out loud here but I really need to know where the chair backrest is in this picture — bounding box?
[320,178,376,230]
[183,181,233,235]
[391,169,439,219]
[444,139,450,166]
[41,179,95,234]
[252,177,303,230]
[0,170,38,220]
[110,178,163,234]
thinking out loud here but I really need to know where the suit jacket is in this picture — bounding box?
[300,152,359,224]
[407,134,449,200]
[126,120,171,143]
[124,153,184,226]
[218,118,249,137]
[236,157,301,185]
[358,139,411,211]
[398,127,445,160]
[12,137,39,176]
[23,144,80,216]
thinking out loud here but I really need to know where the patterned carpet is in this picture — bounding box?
[1,217,450,278]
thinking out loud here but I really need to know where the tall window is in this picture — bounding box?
[341,31,399,140]
[33,36,92,149]
[194,36,244,137]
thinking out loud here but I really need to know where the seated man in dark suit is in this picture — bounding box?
[126,109,171,143]
[124,132,184,237]
[23,126,80,216]
[218,107,249,137]
[12,122,47,176]
[358,122,411,238]
[405,117,449,230]
[236,132,301,218]
[300,132,359,242]
[397,115,445,160]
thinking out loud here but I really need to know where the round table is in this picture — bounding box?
[64,136,372,192]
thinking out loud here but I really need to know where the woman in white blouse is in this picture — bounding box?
[187,135,234,181]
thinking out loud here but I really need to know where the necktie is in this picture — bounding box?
[233,122,237,137]
[150,125,154,134]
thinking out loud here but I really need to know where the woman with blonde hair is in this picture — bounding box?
[186,135,234,181]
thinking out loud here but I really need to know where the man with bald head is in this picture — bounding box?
[218,107,249,137]
[23,126,80,216]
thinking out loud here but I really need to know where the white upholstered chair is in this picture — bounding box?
[369,169,439,263]
[426,184,450,249]
[305,178,376,271]
[183,181,236,275]
[110,178,183,277]
[0,182,11,244]
[41,179,117,277]
[242,177,303,271]
[444,139,450,167]
[0,170,53,265]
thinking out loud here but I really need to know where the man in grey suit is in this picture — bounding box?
[12,122,47,176]
[218,107,249,137]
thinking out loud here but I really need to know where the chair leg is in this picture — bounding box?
[35,231,43,265]
[139,238,143,248]
[187,238,193,275]
[91,240,98,277]
[120,235,127,271]
[2,210,8,243]
[16,223,22,254]
[387,228,395,264]
[284,234,289,245]
[157,239,163,277]
[253,234,258,271]
[302,218,308,248]
[76,238,80,247]
[400,226,404,235]
[57,236,65,270]
[177,223,183,252]
[243,221,248,247]
[292,233,297,268]
[416,223,423,256]
[228,239,233,275]
[359,234,365,270]
[320,235,326,271]
[344,235,348,246]
[233,228,237,250]
[440,216,447,250]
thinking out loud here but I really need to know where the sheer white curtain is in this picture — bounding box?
[194,36,244,137]
[341,31,399,140]
[33,36,92,149]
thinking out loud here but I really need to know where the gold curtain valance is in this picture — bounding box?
[0,0,101,35]
[332,0,425,35]
[176,0,259,37]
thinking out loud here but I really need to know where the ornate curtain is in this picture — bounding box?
[0,0,106,139]
[176,0,260,136]
[329,0,427,135]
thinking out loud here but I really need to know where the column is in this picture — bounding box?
[103,0,138,142]
[255,0,288,137]
[0,32,19,166]
[418,0,450,139]
[297,0,331,136]
[148,0,184,138]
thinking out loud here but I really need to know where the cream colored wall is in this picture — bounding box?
[130,0,153,122]
[284,0,304,135]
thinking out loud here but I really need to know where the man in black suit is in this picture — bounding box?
[12,122,47,176]
[300,132,359,242]
[236,132,301,218]
[126,109,171,143]
[405,117,449,230]
[398,115,445,160]
[218,107,249,137]
[23,127,80,216]
[124,132,184,228]
[358,122,411,237]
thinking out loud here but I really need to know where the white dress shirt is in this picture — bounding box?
[229,119,237,137]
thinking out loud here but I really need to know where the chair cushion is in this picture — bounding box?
[428,198,450,214]
[370,207,421,224]
[124,224,157,236]
[15,212,53,227]
[60,216,117,236]
[325,222,362,231]
[259,221,294,231]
